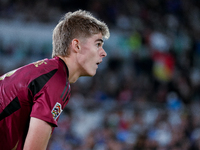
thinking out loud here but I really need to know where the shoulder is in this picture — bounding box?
[28,57,69,97]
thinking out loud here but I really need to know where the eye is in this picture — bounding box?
[96,42,103,48]
[96,43,101,47]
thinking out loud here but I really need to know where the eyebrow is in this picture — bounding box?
[95,39,104,43]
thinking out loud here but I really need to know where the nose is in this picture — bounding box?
[100,48,107,57]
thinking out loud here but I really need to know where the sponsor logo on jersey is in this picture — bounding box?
[51,102,62,120]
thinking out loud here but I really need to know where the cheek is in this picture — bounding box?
[77,53,93,68]
[78,47,98,67]
[85,51,98,63]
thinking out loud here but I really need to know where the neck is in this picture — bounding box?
[57,56,80,83]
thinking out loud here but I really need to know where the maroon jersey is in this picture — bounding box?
[0,56,71,150]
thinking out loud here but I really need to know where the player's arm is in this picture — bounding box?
[23,117,52,150]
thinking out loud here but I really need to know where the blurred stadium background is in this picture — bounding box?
[1,0,200,149]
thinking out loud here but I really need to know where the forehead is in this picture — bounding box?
[83,33,103,43]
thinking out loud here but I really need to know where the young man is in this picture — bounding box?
[0,10,110,150]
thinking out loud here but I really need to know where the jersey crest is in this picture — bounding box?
[51,102,62,120]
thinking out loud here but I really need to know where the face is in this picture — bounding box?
[77,33,107,76]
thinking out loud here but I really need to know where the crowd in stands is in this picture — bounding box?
[1,0,200,149]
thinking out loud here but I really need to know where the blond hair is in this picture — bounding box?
[52,10,110,58]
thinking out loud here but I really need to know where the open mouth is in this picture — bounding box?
[96,61,102,65]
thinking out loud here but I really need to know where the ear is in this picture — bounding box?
[71,39,80,53]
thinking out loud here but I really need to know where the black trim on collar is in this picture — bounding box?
[58,57,69,78]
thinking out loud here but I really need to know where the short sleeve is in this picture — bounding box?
[30,87,63,127]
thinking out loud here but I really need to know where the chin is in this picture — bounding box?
[88,73,96,77]
[87,71,97,77]
[81,72,96,77]
[81,68,97,77]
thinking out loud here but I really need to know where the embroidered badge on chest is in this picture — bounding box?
[51,102,63,120]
